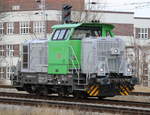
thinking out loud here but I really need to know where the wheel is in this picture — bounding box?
[16,87,24,91]
[36,86,48,96]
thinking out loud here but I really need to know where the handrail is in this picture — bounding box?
[69,45,80,85]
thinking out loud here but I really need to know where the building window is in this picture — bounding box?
[138,28,148,39]
[33,21,45,33]
[0,23,4,35]
[0,68,5,80]
[23,45,28,69]
[20,22,30,34]
[6,45,14,57]
[6,67,13,80]
[7,22,14,34]
[0,45,4,56]
[12,5,20,10]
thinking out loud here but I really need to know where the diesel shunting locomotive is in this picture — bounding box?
[12,23,138,98]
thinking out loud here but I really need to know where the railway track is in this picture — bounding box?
[130,92,150,96]
[1,85,150,96]
[0,92,149,114]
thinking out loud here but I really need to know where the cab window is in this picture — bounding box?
[72,27,101,40]
[52,29,70,40]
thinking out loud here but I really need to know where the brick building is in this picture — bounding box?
[0,0,150,86]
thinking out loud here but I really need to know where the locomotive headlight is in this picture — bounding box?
[126,64,133,76]
[98,63,105,76]
[100,68,104,72]
[58,81,61,84]
[127,68,131,72]
[114,49,118,53]
[111,48,120,55]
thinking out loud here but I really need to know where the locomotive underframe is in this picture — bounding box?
[12,72,136,97]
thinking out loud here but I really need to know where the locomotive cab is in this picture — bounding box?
[48,23,114,74]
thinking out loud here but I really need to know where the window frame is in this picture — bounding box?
[33,21,45,34]
[0,68,5,80]
[0,23,4,35]
[12,5,20,10]
[138,28,148,39]
[20,21,30,34]
[6,67,13,80]
[0,45,4,56]
[7,22,14,35]
[6,45,14,57]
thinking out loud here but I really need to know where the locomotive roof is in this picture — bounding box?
[52,23,114,29]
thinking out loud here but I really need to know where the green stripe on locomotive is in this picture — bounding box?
[48,23,114,74]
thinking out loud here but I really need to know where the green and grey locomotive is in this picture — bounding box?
[12,23,138,98]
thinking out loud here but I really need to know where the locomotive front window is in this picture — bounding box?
[52,29,70,40]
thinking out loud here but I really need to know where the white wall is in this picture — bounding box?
[0,34,51,45]
[134,18,150,28]
[72,11,134,24]
[0,10,61,22]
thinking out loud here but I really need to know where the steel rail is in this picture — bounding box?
[0,92,150,107]
[0,96,149,114]
[0,92,149,114]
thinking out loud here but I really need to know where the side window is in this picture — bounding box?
[65,29,70,40]
[93,30,101,37]
[58,29,67,40]
[106,31,111,37]
[53,30,60,40]
[52,29,70,40]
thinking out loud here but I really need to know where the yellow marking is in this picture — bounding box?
[93,85,100,96]
[120,92,125,95]
[93,90,100,96]
[90,86,98,96]
[120,86,124,90]
[123,90,129,95]
[125,87,130,92]
[119,86,126,95]
[120,86,129,95]
[87,85,95,94]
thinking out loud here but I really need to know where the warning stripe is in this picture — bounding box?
[93,90,100,96]
[89,86,99,96]
[120,86,129,95]
[87,85,96,94]
[86,85,100,96]
[119,86,124,95]
[125,86,130,93]
[122,86,128,95]
[120,91,125,96]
